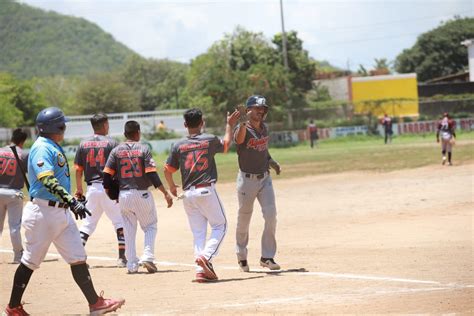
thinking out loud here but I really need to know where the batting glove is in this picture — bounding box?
[69,198,92,220]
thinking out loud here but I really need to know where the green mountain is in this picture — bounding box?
[0,0,139,78]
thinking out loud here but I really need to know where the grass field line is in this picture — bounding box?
[2,249,471,290]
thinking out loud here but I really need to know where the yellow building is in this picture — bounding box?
[351,73,419,117]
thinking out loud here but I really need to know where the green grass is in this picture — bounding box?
[66,132,474,192]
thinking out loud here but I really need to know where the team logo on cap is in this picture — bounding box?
[256,97,266,105]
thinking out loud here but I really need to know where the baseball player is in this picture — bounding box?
[163,108,239,283]
[4,107,124,315]
[0,128,28,264]
[74,113,127,267]
[381,114,393,144]
[103,120,173,274]
[234,95,282,272]
[436,112,456,166]
[307,119,318,148]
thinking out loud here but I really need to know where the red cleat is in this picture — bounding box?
[4,304,29,316]
[89,291,125,315]
[195,255,218,280]
[194,272,215,283]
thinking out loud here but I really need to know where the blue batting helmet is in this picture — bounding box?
[36,107,69,134]
[246,95,269,109]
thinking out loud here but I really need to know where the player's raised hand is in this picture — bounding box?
[227,109,240,127]
[235,104,249,125]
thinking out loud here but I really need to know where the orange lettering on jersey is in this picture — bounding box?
[179,141,209,153]
[82,141,109,148]
[117,150,142,158]
[247,137,269,151]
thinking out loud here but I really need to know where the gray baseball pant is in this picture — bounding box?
[0,188,24,257]
[235,171,277,261]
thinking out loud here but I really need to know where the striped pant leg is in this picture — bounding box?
[119,191,139,270]
[135,190,157,262]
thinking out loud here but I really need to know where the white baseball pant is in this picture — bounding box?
[21,199,87,270]
[182,184,227,273]
[441,132,453,152]
[80,183,123,235]
[119,189,157,271]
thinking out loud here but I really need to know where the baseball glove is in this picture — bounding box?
[449,137,456,146]
[236,104,249,124]
[106,178,120,201]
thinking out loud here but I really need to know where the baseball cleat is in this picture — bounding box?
[116,257,127,268]
[194,272,216,283]
[238,260,250,272]
[127,263,139,274]
[4,304,29,316]
[195,255,218,280]
[89,291,125,315]
[260,258,281,270]
[442,156,447,165]
[142,261,158,273]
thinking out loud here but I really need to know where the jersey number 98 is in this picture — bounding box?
[0,157,17,176]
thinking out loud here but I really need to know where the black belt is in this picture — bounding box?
[194,183,213,188]
[86,181,102,186]
[244,172,267,179]
[48,200,68,208]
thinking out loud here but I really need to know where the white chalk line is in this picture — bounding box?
[1,249,472,290]
[212,287,456,310]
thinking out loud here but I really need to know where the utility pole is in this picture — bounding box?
[280,0,293,128]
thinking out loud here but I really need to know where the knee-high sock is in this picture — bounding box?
[9,263,33,308]
[71,263,99,305]
[117,228,126,258]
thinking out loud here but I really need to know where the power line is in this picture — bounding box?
[314,11,473,32]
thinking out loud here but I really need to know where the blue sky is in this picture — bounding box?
[20,0,474,71]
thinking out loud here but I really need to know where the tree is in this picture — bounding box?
[0,72,45,127]
[76,73,140,114]
[31,76,83,115]
[272,31,317,93]
[186,27,317,127]
[0,73,23,127]
[121,56,188,111]
[395,17,474,82]
[371,58,391,75]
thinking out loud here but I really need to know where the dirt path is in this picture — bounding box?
[1,164,473,314]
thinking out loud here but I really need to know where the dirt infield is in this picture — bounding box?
[1,163,473,314]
